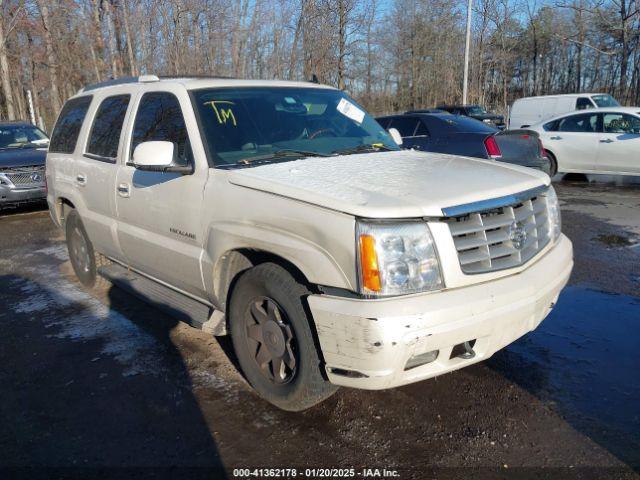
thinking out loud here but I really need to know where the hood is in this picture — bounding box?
[0,148,47,169]
[228,150,549,218]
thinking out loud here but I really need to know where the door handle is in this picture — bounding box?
[117,183,130,197]
[549,136,562,140]
[599,138,614,143]
[76,174,87,186]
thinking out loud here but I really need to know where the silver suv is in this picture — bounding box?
[46,76,573,410]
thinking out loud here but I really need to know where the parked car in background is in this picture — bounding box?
[509,93,620,129]
[434,105,505,129]
[46,75,572,411]
[376,112,551,174]
[0,122,49,208]
[529,107,640,177]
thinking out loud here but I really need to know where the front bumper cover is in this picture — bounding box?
[308,234,573,390]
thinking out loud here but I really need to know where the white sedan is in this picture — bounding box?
[529,107,640,177]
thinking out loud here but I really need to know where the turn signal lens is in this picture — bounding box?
[359,234,381,292]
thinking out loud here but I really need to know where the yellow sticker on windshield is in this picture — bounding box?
[203,100,237,126]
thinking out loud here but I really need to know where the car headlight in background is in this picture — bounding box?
[356,221,443,296]
[544,186,562,241]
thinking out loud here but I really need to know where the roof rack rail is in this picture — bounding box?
[158,74,236,80]
[81,75,159,92]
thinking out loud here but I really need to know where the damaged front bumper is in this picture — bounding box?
[308,234,573,390]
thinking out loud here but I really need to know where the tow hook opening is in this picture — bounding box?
[450,339,477,360]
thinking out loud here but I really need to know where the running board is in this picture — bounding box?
[98,263,225,333]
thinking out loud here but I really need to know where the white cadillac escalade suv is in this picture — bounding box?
[46,76,573,411]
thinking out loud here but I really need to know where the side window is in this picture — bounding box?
[49,96,93,153]
[131,92,191,164]
[603,113,640,134]
[377,117,392,129]
[389,117,419,137]
[414,120,430,137]
[558,113,598,133]
[576,97,593,110]
[543,120,559,131]
[86,95,130,161]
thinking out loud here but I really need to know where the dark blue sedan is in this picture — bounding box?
[376,112,551,175]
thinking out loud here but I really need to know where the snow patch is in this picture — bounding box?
[7,250,165,378]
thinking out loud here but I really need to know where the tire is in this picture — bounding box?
[229,263,338,411]
[545,150,558,177]
[65,209,111,289]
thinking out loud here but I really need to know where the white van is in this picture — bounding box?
[508,93,619,129]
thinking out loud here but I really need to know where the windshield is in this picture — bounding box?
[0,125,49,150]
[466,105,487,115]
[592,94,620,108]
[192,87,399,166]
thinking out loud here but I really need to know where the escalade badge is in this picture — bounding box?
[508,221,527,250]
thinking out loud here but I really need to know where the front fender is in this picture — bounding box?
[201,219,356,307]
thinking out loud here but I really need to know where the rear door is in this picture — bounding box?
[115,87,209,298]
[597,112,640,174]
[76,92,131,260]
[546,112,601,173]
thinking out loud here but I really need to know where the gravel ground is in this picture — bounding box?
[0,177,639,479]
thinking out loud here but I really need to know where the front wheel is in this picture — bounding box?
[229,263,338,411]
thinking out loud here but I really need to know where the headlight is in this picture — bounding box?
[544,186,562,241]
[356,221,443,296]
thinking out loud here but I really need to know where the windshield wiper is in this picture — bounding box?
[238,149,330,165]
[331,144,395,156]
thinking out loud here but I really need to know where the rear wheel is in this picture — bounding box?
[65,209,110,289]
[545,150,558,177]
[229,263,338,411]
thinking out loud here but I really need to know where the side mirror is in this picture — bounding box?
[132,141,192,174]
[388,128,403,146]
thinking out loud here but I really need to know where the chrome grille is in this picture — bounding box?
[1,165,45,187]
[444,190,551,274]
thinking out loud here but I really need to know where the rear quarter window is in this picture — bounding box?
[49,96,93,154]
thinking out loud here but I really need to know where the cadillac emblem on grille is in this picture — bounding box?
[508,221,527,250]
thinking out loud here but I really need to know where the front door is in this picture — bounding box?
[115,89,208,298]
[597,112,640,175]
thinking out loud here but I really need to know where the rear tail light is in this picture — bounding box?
[484,135,502,158]
[538,138,546,157]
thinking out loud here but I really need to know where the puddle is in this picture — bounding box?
[491,286,640,466]
[593,234,633,247]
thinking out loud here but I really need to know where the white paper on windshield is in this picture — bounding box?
[337,98,365,124]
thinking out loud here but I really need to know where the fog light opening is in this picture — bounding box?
[450,339,476,360]
[404,350,439,371]
[328,367,369,379]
